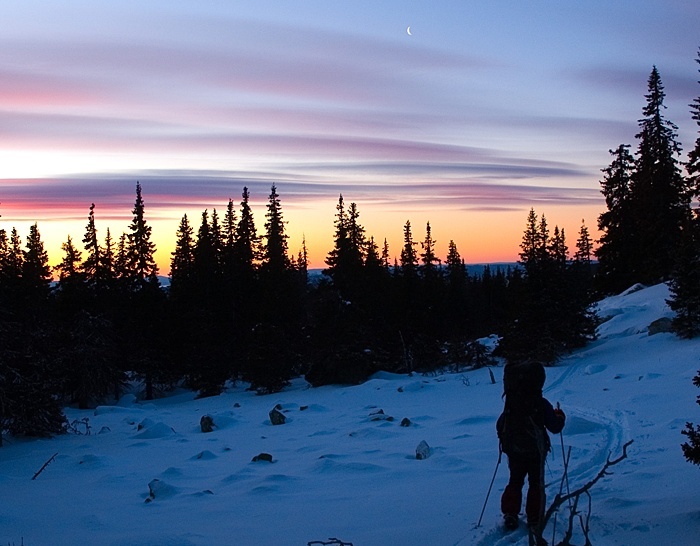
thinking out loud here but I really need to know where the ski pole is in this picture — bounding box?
[476,447,502,528]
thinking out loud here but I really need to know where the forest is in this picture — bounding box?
[1,59,699,460]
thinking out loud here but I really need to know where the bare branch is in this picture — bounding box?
[542,440,633,544]
[31,452,58,480]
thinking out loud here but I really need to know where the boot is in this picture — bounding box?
[503,514,519,531]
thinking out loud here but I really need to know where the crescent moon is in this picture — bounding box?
[406,26,412,36]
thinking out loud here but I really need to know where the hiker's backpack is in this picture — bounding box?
[497,362,550,457]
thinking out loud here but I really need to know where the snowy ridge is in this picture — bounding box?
[1,283,699,545]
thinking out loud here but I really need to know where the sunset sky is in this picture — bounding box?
[1,1,698,273]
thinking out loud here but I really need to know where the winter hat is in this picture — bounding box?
[503,361,546,394]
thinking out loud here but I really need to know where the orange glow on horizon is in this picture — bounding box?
[4,199,603,279]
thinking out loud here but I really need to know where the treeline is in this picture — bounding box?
[0,180,598,440]
[1,58,699,443]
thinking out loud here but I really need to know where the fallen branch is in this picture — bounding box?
[542,439,633,545]
[307,539,354,546]
[32,452,58,480]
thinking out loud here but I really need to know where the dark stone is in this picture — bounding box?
[200,415,215,433]
[416,440,431,460]
[252,453,273,463]
[648,317,673,336]
[269,407,286,425]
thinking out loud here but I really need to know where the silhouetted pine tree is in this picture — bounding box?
[193,209,218,300]
[574,220,594,267]
[629,67,690,284]
[668,50,700,339]
[0,325,67,441]
[324,195,366,298]
[114,233,129,285]
[498,209,596,364]
[297,235,309,284]
[169,214,196,296]
[221,198,238,284]
[261,184,290,275]
[444,239,469,337]
[82,203,103,290]
[668,214,700,338]
[54,310,125,409]
[23,223,52,295]
[55,235,85,299]
[681,370,700,466]
[248,184,300,394]
[0,228,23,310]
[596,144,636,294]
[125,182,159,291]
[233,186,260,283]
[122,182,166,400]
[101,227,116,290]
[688,49,700,203]
[399,220,418,280]
[419,221,440,280]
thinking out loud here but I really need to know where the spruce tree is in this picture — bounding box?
[194,209,217,291]
[444,239,468,337]
[688,49,700,202]
[169,214,196,295]
[499,210,596,364]
[399,220,418,279]
[56,235,84,288]
[123,183,164,400]
[297,235,309,283]
[250,185,300,394]
[0,228,7,280]
[667,50,700,339]
[574,219,594,265]
[519,208,542,274]
[82,203,102,289]
[101,228,116,289]
[261,184,290,274]
[419,221,440,279]
[221,198,238,282]
[22,223,52,296]
[0,227,23,287]
[125,182,159,290]
[667,215,700,338]
[324,194,351,291]
[381,238,391,270]
[114,233,129,283]
[682,370,700,466]
[629,66,689,284]
[445,240,464,286]
[596,144,636,293]
[324,196,367,297]
[233,186,260,278]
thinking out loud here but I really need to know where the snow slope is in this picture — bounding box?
[1,283,698,545]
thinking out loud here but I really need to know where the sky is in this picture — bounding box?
[1,283,699,545]
[1,0,699,272]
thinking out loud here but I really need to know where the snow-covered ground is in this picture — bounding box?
[1,283,698,546]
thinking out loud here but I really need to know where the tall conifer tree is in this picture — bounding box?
[262,184,290,274]
[668,51,700,338]
[596,144,636,293]
[399,220,418,278]
[125,182,159,289]
[23,223,52,294]
[82,203,101,288]
[630,66,689,283]
[170,214,196,294]
[419,221,440,279]
[233,186,260,277]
